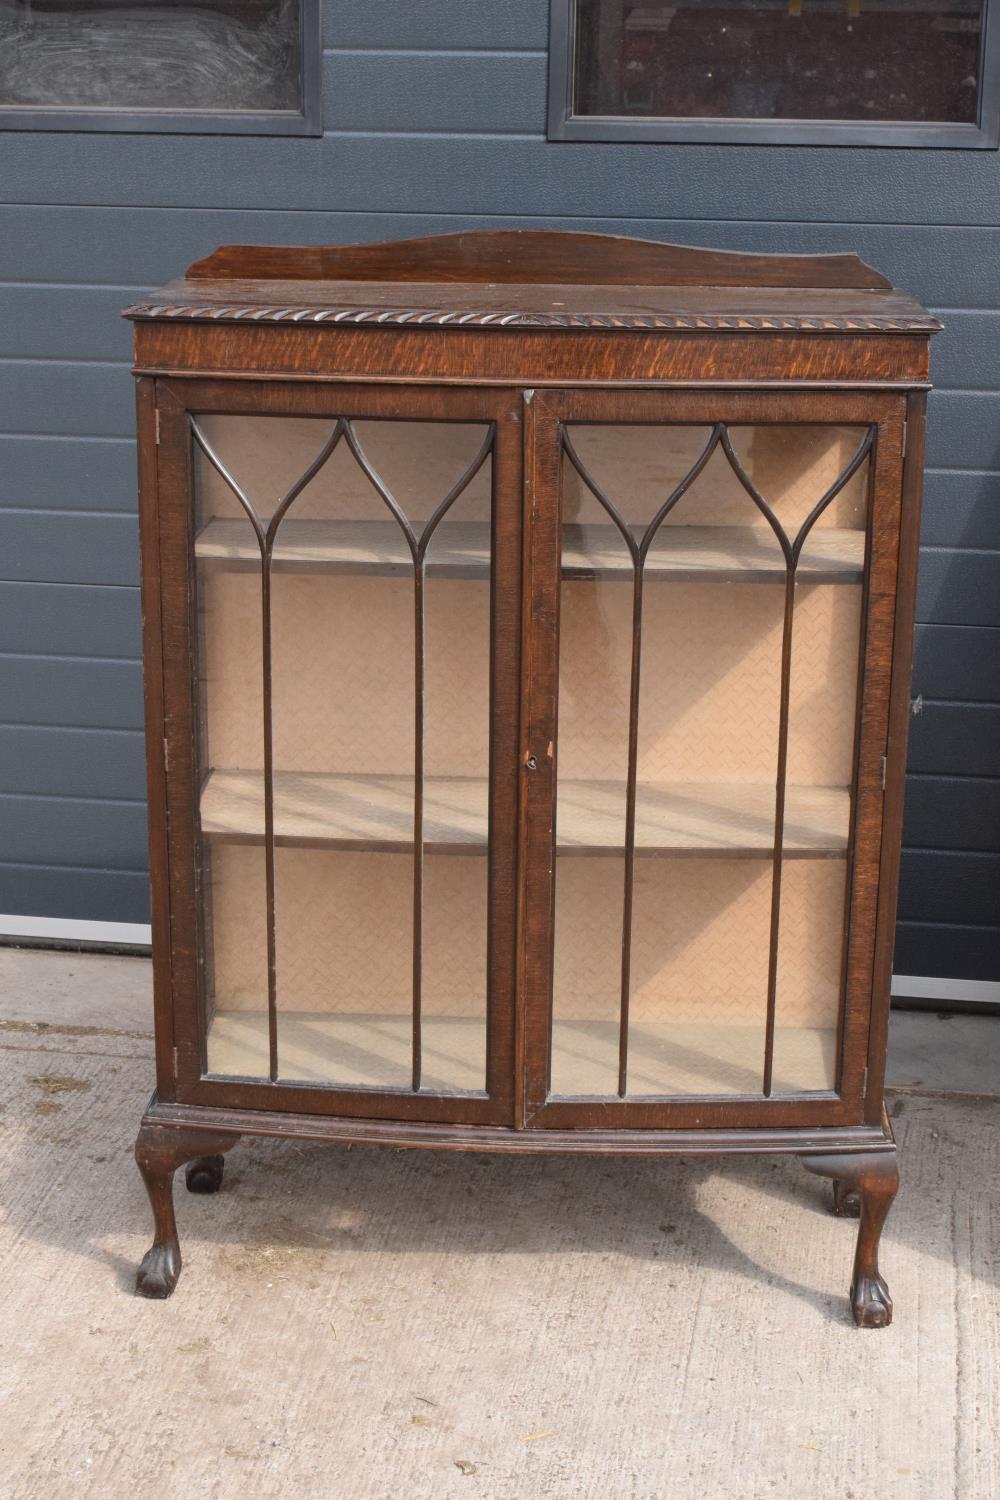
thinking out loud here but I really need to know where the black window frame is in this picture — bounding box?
[548,0,1000,148]
[0,0,322,135]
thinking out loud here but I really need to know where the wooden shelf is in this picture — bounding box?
[205,1012,835,1096]
[558,779,849,856]
[563,523,865,583]
[201,770,489,854]
[196,518,491,578]
[200,769,850,857]
[195,518,865,583]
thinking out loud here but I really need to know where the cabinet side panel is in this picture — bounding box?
[154,388,206,1088]
[866,392,926,1121]
[837,405,908,1112]
[136,376,175,1099]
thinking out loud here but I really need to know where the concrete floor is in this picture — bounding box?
[0,947,997,1500]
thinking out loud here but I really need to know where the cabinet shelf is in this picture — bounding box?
[200,769,850,857]
[201,770,490,853]
[205,1012,834,1097]
[195,518,865,583]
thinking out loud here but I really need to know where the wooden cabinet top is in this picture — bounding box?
[124,229,939,335]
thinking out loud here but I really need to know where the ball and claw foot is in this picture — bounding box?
[853,1271,893,1329]
[801,1149,899,1329]
[186,1155,226,1194]
[136,1242,181,1300]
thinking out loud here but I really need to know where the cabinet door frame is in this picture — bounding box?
[519,386,908,1131]
[147,376,522,1124]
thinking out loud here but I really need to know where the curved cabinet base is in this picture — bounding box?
[134,1098,896,1323]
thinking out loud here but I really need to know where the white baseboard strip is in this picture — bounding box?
[892,974,1000,1007]
[0,915,152,947]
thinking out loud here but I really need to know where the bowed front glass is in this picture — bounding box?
[168,383,894,1130]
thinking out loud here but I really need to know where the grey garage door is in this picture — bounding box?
[0,0,997,994]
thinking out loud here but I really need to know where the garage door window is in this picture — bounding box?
[0,0,321,134]
[549,0,999,146]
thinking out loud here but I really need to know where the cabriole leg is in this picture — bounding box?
[801,1150,899,1328]
[133,1124,240,1299]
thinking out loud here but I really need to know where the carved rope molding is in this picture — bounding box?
[124,301,936,333]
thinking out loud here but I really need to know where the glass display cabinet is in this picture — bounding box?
[125,231,938,1324]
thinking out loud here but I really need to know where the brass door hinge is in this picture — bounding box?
[155,407,161,445]
[880,754,887,791]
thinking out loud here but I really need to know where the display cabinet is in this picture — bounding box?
[125,231,938,1323]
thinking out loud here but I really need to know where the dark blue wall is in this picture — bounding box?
[1,0,997,979]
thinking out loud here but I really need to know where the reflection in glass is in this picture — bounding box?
[573,0,982,125]
[194,426,270,1080]
[0,0,301,112]
[193,415,493,1093]
[422,451,493,1089]
[549,422,870,1100]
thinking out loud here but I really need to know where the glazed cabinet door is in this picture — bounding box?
[520,388,908,1130]
[150,380,521,1123]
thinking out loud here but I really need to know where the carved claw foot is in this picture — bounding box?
[134,1124,240,1299]
[186,1155,226,1194]
[853,1271,893,1329]
[136,1242,181,1299]
[802,1149,899,1329]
